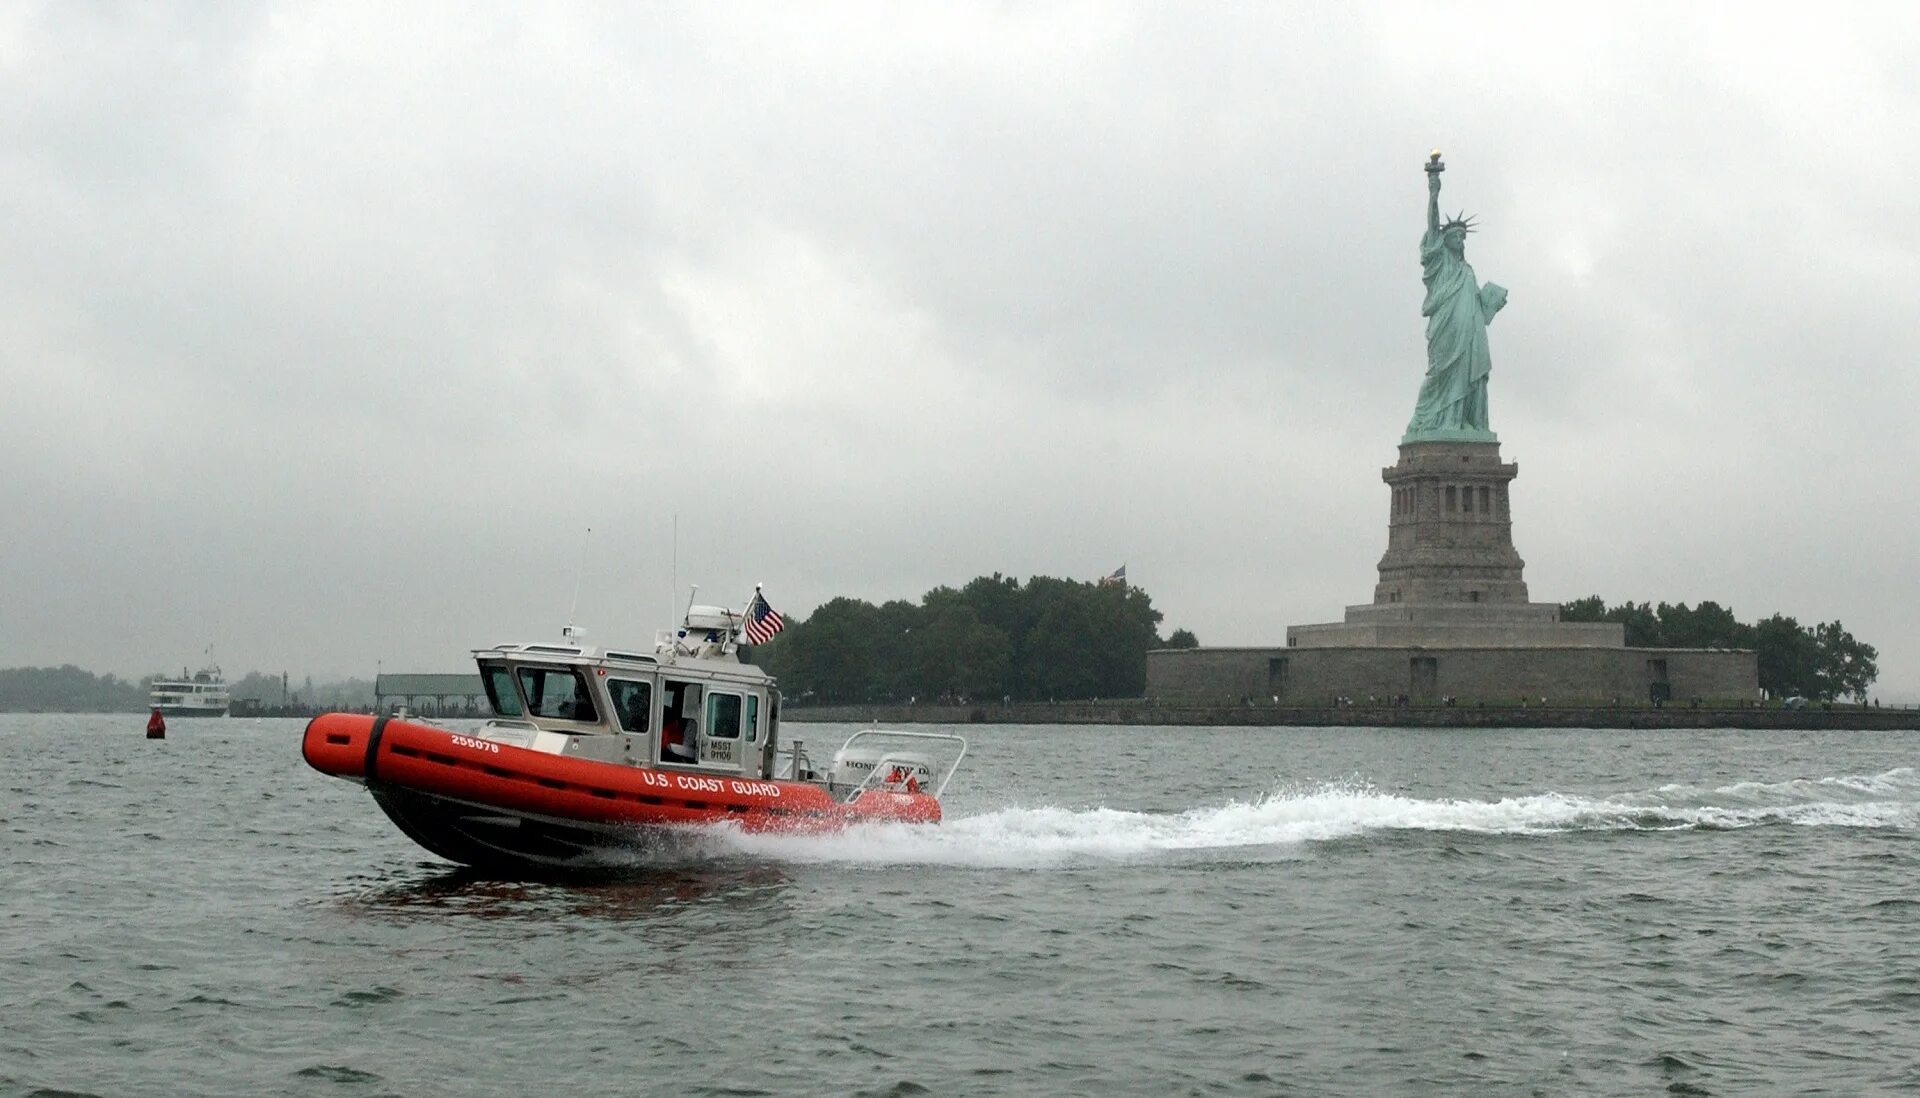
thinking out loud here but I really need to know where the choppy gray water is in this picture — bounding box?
[5,715,1919,1096]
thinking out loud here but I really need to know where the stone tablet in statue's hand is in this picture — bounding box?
[1479,282,1508,321]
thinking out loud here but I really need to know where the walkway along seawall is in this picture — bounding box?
[783,702,1920,731]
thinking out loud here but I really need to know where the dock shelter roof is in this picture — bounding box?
[375,673,485,697]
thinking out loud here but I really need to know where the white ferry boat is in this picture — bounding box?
[149,667,231,717]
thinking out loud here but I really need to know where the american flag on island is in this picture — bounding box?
[1098,564,1127,588]
[744,589,785,645]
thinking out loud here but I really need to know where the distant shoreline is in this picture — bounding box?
[9,702,1913,732]
[785,702,1920,731]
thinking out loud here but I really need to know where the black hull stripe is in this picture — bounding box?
[363,716,390,781]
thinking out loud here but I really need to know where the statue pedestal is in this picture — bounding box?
[1401,426,1498,445]
[1285,608,1625,650]
[1285,440,1625,650]
[1374,441,1526,606]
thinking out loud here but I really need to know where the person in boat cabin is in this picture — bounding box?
[660,680,700,762]
[662,713,698,761]
[618,689,649,734]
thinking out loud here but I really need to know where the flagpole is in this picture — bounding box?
[566,526,591,638]
[740,582,762,645]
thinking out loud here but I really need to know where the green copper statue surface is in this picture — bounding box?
[1404,153,1506,443]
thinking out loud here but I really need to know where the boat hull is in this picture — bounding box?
[154,705,229,717]
[302,713,940,870]
[366,784,710,871]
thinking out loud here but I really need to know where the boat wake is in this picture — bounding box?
[701,767,1920,868]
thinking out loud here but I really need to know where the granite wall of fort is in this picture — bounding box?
[1144,645,1759,706]
[783,699,1918,730]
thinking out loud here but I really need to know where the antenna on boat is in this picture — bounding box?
[564,526,591,643]
[670,512,679,631]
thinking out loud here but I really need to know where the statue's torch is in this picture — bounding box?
[1425,149,1444,175]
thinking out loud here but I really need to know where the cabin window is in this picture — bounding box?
[706,692,743,740]
[482,666,524,717]
[745,694,760,743]
[608,678,652,733]
[517,667,599,723]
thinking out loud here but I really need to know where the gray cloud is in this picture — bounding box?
[3,4,1917,696]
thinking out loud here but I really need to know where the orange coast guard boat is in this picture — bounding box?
[303,604,965,872]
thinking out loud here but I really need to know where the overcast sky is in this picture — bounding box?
[4,4,1918,696]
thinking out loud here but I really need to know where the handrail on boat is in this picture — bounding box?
[775,739,815,782]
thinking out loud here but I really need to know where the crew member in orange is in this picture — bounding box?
[662,714,694,761]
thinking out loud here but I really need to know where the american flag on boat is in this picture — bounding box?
[744,590,785,645]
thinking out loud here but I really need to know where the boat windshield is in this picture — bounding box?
[517,667,600,724]
[608,679,651,732]
[482,665,524,717]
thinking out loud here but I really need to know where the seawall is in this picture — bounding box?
[785,702,1920,730]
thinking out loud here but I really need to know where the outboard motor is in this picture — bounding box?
[829,746,936,793]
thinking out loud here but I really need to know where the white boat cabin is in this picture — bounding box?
[471,623,782,780]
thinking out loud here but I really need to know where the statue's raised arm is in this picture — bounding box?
[1426,154,1442,235]
[1404,151,1502,444]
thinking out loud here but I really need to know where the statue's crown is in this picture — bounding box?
[1441,211,1478,234]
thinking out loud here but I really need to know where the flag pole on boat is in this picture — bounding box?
[732,582,762,648]
[564,526,591,643]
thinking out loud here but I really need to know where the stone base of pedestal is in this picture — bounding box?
[1151,430,1759,705]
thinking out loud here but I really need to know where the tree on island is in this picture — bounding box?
[1560,597,1878,702]
[757,573,1188,704]
[0,665,148,712]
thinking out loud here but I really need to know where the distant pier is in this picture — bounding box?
[373,673,486,717]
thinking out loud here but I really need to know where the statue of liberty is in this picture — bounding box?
[1404,152,1507,443]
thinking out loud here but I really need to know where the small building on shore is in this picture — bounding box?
[373,673,487,717]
